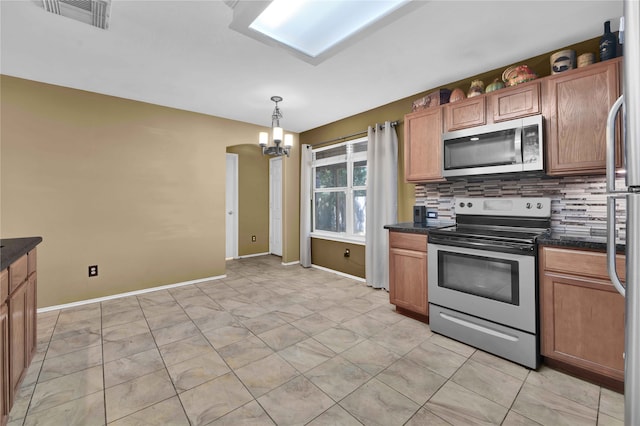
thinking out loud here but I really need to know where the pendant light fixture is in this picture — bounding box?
[259,96,293,157]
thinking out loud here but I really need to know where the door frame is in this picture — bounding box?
[226,153,239,260]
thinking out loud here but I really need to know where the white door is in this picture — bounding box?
[226,153,238,259]
[269,157,283,256]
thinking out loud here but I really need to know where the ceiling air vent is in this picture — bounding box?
[41,0,111,29]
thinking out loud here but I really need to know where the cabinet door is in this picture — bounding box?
[491,81,541,122]
[8,283,26,407]
[404,108,444,182]
[389,247,428,316]
[544,59,621,175]
[444,97,486,131]
[0,304,8,425]
[26,275,36,363]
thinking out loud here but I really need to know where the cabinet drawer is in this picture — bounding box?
[27,249,37,276]
[0,270,7,305]
[541,246,625,282]
[9,255,28,294]
[389,232,427,252]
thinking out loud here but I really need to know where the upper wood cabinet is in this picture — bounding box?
[444,96,486,132]
[543,58,622,176]
[540,246,625,387]
[490,81,541,122]
[404,107,444,183]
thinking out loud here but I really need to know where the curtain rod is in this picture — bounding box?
[312,120,401,148]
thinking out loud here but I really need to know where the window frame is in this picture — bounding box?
[311,136,367,244]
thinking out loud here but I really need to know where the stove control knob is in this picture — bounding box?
[467,202,473,208]
[526,202,532,209]
[459,202,465,208]
[537,202,543,209]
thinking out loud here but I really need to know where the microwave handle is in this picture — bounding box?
[514,126,522,164]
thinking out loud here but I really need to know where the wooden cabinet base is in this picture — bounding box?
[395,306,429,324]
[543,357,623,393]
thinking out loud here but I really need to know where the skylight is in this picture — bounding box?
[249,0,410,58]
[227,0,415,65]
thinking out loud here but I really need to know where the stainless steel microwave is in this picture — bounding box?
[442,115,543,178]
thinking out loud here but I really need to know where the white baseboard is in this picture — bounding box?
[237,252,270,259]
[281,260,300,266]
[311,264,366,282]
[37,274,227,313]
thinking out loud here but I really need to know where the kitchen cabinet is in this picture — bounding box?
[540,246,625,389]
[490,81,541,122]
[389,232,428,321]
[404,107,444,183]
[543,58,622,176]
[0,271,8,426]
[444,96,486,131]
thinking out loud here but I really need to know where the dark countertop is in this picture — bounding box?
[1,237,43,270]
[384,221,455,235]
[537,230,626,254]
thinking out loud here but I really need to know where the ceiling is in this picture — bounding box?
[0,0,623,133]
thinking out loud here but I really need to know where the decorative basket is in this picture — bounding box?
[502,64,538,87]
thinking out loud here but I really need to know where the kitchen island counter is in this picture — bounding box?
[0,237,43,271]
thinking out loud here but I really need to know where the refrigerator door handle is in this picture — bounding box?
[606,95,625,193]
[607,195,626,297]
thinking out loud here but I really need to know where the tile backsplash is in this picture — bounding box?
[414,174,627,240]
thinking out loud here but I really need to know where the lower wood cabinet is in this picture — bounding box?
[389,232,428,320]
[540,246,625,388]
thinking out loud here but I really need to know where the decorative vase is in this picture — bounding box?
[467,80,484,98]
[449,88,466,103]
[599,20,617,61]
[485,78,505,93]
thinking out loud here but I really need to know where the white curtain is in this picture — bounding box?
[300,144,313,267]
[365,121,398,290]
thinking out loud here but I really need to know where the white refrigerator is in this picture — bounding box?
[606,0,640,424]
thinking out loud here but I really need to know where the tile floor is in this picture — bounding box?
[10,255,624,425]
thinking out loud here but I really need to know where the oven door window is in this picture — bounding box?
[437,250,519,305]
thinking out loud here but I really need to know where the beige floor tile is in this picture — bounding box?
[502,410,543,425]
[278,337,335,373]
[202,324,253,349]
[291,313,337,335]
[21,360,42,388]
[179,372,253,426]
[103,331,157,363]
[209,400,275,425]
[341,339,401,375]
[405,406,453,426]
[451,359,524,408]
[319,305,361,323]
[405,341,468,378]
[241,312,288,334]
[103,348,163,389]
[298,298,337,313]
[157,333,215,367]
[38,345,102,382]
[105,369,176,423]
[139,300,185,318]
[340,296,382,314]
[512,382,598,425]
[217,335,274,369]
[151,319,201,346]
[273,303,315,322]
[340,378,419,426]
[166,350,230,392]
[192,310,239,332]
[377,357,448,405]
[8,385,35,423]
[599,388,624,421]
[109,396,190,426]
[340,314,387,338]
[144,309,192,330]
[23,390,105,426]
[598,413,624,426]
[429,333,477,358]
[101,297,141,317]
[307,404,362,426]
[426,381,509,425]
[526,365,600,409]
[369,320,431,356]
[101,307,145,329]
[102,319,150,342]
[235,353,299,397]
[258,323,308,351]
[183,303,225,321]
[364,305,405,326]
[45,328,101,359]
[258,375,334,426]
[313,327,366,353]
[470,350,530,381]
[29,365,103,414]
[306,355,371,401]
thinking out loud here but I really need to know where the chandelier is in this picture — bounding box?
[259,96,293,157]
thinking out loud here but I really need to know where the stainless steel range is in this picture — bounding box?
[428,197,550,369]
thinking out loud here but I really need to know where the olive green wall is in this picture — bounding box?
[311,239,365,279]
[300,36,602,275]
[0,75,301,307]
[226,145,270,256]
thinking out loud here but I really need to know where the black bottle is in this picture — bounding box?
[600,20,617,61]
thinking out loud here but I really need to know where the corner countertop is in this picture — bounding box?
[1,237,43,270]
[384,221,454,235]
[537,230,625,254]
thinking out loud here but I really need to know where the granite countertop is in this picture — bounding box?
[0,237,43,270]
[384,221,455,235]
[537,230,625,253]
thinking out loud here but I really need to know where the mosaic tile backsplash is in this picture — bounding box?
[414,174,627,241]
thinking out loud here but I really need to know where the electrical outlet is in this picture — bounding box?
[251,235,256,242]
[88,265,98,277]
[344,248,350,258]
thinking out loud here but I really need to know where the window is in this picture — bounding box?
[312,137,367,242]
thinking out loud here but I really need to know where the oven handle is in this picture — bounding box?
[439,312,519,342]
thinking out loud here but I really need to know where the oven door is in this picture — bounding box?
[428,242,536,333]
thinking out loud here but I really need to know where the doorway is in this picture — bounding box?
[269,156,283,256]
[226,153,238,259]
